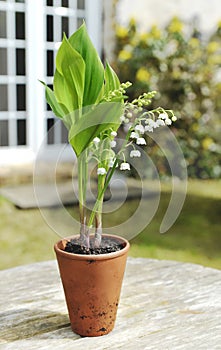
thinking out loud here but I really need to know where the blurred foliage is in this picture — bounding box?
[113,17,221,179]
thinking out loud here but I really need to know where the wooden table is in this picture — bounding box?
[1,258,221,349]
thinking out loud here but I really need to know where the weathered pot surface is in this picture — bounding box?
[54,234,130,337]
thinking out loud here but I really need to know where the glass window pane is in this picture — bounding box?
[47,118,54,144]
[0,48,7,75]
[77,0,85,9]
[47,50,54,76]
[16,12,25,39]
[61,17,69,38]
[0,120,9,146]
[77,17,84,28]
[16,48,26,75]
[0,85,8,111]
[62,0,69,7]
[46,0,53,6]
[47,15,53,42]
[61,122,68,143]
[16,84,26,110]
[0,11,6,38]
[17,119,26,145]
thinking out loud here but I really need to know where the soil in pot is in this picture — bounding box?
[65,236,125,255]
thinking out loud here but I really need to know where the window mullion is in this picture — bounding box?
[26,0,45,153]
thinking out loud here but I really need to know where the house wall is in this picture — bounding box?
[0,0,103,166]
[116,0,221,34]
[103,0,116,62]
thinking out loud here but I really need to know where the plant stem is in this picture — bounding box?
[78,152,89,249]
[94,171,105,247]
[88,159,117,230]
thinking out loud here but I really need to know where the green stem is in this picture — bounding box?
[83,149,88,208]
[78,152,89,248]
[94,170,105,247]
[78,155,84,224]
[88,159,117,229]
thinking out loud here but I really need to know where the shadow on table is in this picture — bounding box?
[0,308,76,342]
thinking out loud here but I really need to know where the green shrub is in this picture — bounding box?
[114,17,221,178]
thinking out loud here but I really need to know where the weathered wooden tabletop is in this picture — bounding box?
[1,258,221,350]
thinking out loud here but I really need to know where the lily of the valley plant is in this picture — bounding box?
[42,23,176,250]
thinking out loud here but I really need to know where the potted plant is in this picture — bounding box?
[41,23,176,337]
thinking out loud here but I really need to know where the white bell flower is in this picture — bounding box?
[130,131,139,139]
[136,137,146,145]
[135,124,145,134]
[156,119,165,126]
[93,137,100,145]
[110,140,117,148]
[130,150,141,158]
[111,131,117,137]
[165,118,172,125]
[97,167,107,175]
[120,162,130,171]
[159,113,168,119]
[144,125,154,132]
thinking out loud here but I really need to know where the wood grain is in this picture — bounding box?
[1,258,221,349]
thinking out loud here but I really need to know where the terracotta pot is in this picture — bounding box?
[54,234,130,337]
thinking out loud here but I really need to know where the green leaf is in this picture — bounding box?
[103,62,123,133]
[40,81,77,129]
[68,23,104,106]
[54,34,85,112]
[39,80,65,118]
[104,62,121,94]
[69,102,123,157]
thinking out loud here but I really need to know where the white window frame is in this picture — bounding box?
[0,0,102,166]
[0,0,28,164]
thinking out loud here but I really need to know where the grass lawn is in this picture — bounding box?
[0,179,220,270]
[129,192,221,269]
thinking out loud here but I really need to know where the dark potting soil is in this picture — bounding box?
[64,237,125,255]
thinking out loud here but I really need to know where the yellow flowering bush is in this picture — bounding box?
[168,17,183,33]
[114,17,221,178]
[116,25,128,39]
[207,41,220,54]
[118,49,132,61]
[136,67,150,82]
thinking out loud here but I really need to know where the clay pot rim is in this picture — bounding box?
[54,234,130,261]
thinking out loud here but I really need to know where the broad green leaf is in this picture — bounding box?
[40,81,65,118]
[95,83,105,104]
[103,62,123,133]
[54,69,75,113]
[69,102,123,157]
[68,23,104,106]
[104,62,120,94]
[54,35,85,112]
[58,102,69,116]
[40,81,76,129]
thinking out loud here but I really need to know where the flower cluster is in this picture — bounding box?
[103,81,132,102]
[91,90,177,176]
